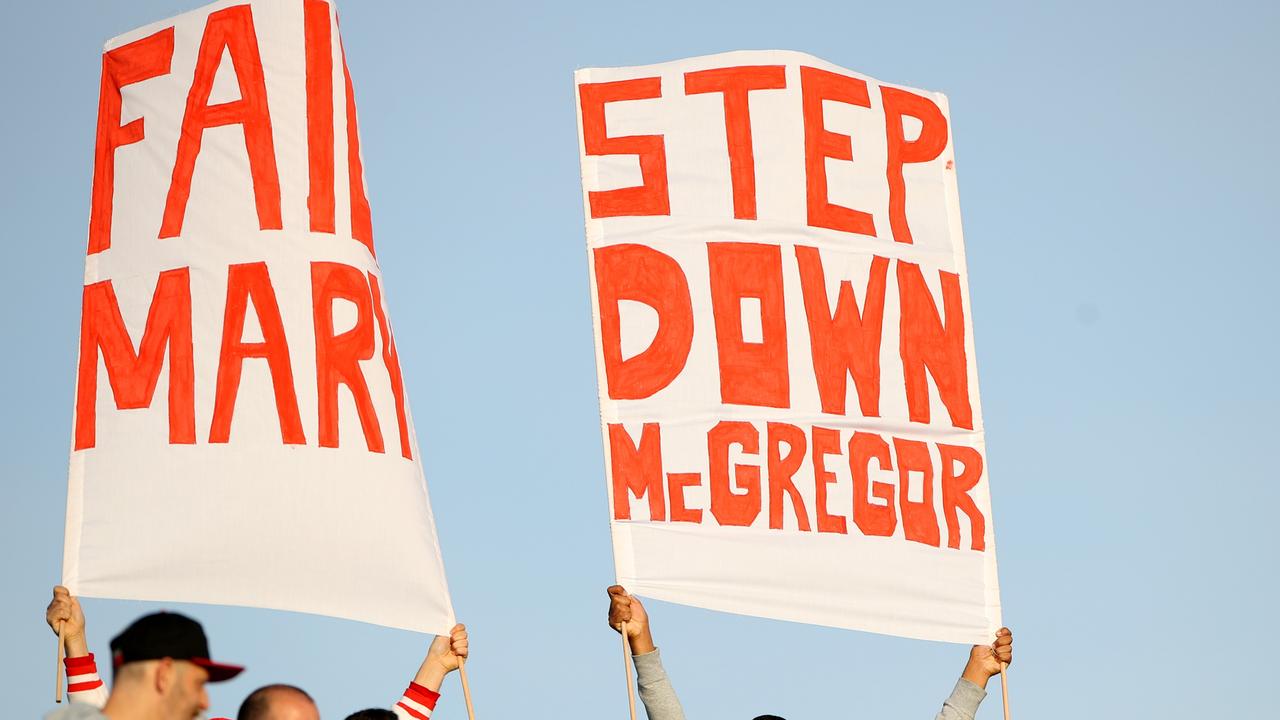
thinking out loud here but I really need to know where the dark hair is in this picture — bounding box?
[753,716,787,720]
[344,710,398,720]
[237,684,315,720]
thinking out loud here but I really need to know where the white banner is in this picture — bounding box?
[63,0,455,634]
[576,51,1001,644]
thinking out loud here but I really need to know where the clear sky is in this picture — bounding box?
[3,1,1277,718]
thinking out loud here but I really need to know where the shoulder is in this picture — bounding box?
[44,705,108,720]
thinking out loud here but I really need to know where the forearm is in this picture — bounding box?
[633,649,686,720]
[392,681,440,720]
[64,653,109,708]
[935,678,986,720]
[63,630,89,658]
[412,658,449,693]
[960,663,992,690]
[628,625,656,655]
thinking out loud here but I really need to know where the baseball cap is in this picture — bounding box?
[109,611,244,682]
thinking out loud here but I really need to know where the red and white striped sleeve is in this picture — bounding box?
[64,653,109,708]
[391,681,440,720]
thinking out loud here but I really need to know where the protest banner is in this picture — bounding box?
[62,0,455,635]
[576,51,1002,644]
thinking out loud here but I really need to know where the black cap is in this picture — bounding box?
[109,612,243,682]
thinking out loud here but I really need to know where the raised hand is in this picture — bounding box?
[961,627,1013,689]
[429,623,469,672]
[415,623,469,692]
[46,586,89,657]
[607,585,655,654]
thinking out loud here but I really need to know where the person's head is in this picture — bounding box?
[752,716,787,720]
[237,684,319,720]
[110,657,209,719]
[344,710,398,720]
[106,611,243,719]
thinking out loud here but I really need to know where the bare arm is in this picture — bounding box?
[46,586,108,708]
[391,623,468,720]
[413,623,468,692]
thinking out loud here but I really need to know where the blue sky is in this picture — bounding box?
[3,1,1277,718]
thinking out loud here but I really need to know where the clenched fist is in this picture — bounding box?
[428,623,469,672]
[414,623,469,692]
[607,585,655,655]
[46,586,89,657]
[961,627,1012,689]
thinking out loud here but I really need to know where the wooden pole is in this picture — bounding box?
[620,621,637,720]
[55,621,65,703]
[458,657,476,720]
[998,662,1010,720]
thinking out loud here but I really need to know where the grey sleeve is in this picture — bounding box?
[935,678,986,720]
[632,648,687,720]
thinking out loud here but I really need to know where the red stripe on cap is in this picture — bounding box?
[190,657,245,682]
[404,682,440,708]
[396,701,430,720]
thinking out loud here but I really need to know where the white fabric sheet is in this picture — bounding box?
[576,50,1001,644]
[62,0,454,634]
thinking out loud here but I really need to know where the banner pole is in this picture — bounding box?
[458,657,476,720]
[55,621,65,703]
[998,662,1010,720]
[619,621,637,720]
